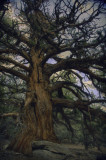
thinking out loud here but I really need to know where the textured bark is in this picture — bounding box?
[8,52,57,154]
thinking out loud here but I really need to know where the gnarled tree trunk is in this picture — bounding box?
[8,52,57,154]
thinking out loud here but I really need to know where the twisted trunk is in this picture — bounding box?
[8,53,57,154]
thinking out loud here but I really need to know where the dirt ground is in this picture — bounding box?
[63,144,106,153]
[0,143,106,160]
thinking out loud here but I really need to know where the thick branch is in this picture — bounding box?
[80,68,106,83]
[50,81,90,97]
[46,57,97,75]
[0,65,28,81]
[52,98,77,109]
[0,55,30,72]
[0,49,30,62]
[52,98,106,120]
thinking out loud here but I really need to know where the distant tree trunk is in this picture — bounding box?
[8,52,57,154]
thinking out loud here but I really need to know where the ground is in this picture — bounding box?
[0,118,106,160]
[0,140,106,160]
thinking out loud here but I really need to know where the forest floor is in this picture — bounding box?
[63,143,106,153]
[0,117,106,160]
[0,141,106,160]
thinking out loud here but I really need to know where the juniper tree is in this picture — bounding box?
[0,0,106,154]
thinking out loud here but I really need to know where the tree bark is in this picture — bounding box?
[8,53,57,154]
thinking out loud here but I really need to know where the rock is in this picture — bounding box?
[32,141,100,160]
[33,149,64,160]
[32,140,71,155]
[32,141,68,160]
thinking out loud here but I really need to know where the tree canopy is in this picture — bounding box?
[0,0,106,154]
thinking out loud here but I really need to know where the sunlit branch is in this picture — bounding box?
[0,65,28,81]
[0,23,32,47]
[0,48,30,62]
[0,55,30,72]
[80,68,106,83]
[63,86,82,99]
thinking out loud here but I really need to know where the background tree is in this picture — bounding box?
[0,0,106,154]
